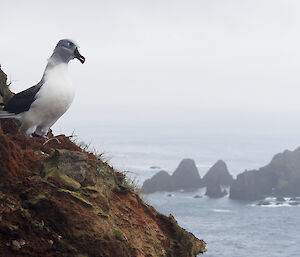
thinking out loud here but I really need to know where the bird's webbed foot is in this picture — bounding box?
[32,132,49,139]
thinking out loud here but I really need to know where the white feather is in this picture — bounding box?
[20,63,75,135]
[0,111,18,118]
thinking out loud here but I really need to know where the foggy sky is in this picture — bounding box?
[2,0,300,139]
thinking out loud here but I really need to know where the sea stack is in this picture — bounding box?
[172,159,202,190]
[230,147,300,200]
[205,181,228,198]
[142,158,202,193]
[202,160,233,187]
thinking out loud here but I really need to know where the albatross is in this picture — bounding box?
[0,39,85,137]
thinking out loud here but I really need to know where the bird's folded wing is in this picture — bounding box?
[4,82,43,114]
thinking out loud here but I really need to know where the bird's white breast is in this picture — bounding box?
[31,63,75,123]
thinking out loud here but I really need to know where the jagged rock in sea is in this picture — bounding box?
[289,201,300,206]
[0,68,206,257]
[194,195,203,199]
[202,160,233,186]
[142,158,202,194]
[230,147,300,201]
[172,159,203,190]
[142,170,174,194]
[257,200,271,206]
[205,182,228,198]
[150,166,160,169]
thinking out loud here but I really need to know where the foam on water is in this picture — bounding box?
[212,208,232,213]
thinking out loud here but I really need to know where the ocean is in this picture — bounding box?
[76,127,300,257]
[147,191,299,257]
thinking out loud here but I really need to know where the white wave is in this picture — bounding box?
[212,208,232,213]
[254,202,300,207]
[259,204,290,207]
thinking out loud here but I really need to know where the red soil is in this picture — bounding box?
[0,119,206,257]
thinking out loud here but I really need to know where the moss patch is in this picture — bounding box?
[25,194,47,205]
[56,172,81,190]
[58,189,93,208]
[113,227,126,241]
[0,191,4,200]
[93,208,109,218]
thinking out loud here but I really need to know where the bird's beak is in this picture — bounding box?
[73,47,85,64]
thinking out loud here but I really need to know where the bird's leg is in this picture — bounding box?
[32,132,48,139]
[20,125,37,137]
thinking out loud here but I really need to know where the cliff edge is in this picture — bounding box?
[0,67,206,257]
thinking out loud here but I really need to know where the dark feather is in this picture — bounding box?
[4,81,43,114]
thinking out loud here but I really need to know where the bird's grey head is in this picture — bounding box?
[51,39,85,64]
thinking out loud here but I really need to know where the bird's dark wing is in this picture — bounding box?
[4,81,43,114]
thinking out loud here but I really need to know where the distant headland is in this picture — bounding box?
[142,148,300,201]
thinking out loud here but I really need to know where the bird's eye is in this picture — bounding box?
[68,42,74,47]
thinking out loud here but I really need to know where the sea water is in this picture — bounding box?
[89,129,300,257]
[147,191,299,257]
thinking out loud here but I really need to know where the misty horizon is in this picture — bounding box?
[2,0,300,142]
[2,0,300,177]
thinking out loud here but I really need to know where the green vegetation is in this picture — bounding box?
[43,149,59,179]
[57,172,81,190]
[58,189,93,208]
[81,186,98,198]
[112,170,141,194]
[165,247,173,256]
[83,186,98,193]
[31,219,45,229]
[76,254,89,257]
[25,194,46,205]
[93,208,109,218]
[69,133,105,161]
[112,227,126,241]
[0,191,4,200]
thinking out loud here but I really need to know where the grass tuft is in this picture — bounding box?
[113,170,141,194]
[69,133,108,161]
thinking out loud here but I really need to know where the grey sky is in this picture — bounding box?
[2,0,300,138]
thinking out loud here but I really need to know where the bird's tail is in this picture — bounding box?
[0,110,17,119]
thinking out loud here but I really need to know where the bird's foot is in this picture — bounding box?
[32,132,49,139]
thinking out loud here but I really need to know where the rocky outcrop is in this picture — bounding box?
[142,159,202,193]
[172,159,203,190]
[0,65,14,104]
[0,67,206,256]
[230,147,300,200]
[202,160,233,186]
[205,182,227,198]
[141,170,173,194]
